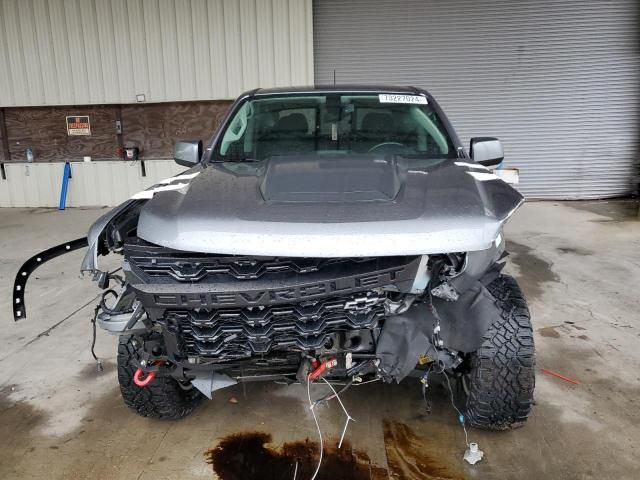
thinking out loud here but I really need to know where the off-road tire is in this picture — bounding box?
[464,274,535,430]
[117,335,203,418]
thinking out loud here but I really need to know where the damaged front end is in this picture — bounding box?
[14,193,509,400]
[99,242,507,398]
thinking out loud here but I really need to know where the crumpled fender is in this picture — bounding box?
[81,169,200,271]
[80,199,143,272]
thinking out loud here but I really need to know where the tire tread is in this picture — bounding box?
[117,336,202,419]
[465,274,535,430]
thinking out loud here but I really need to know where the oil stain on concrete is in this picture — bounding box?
[204,431,388,480]
[383,420,462,479]
[538,326,562,338]
[555,246,593,256]
[204,420,461,480]
[506,240,560,300]
[0,385,49,478]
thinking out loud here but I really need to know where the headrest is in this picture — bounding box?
[361,112,393,133]
[274,113,308,134]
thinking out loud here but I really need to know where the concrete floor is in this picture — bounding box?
[0,201,639,479]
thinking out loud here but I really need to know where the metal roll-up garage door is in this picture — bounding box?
[313,0,639,199]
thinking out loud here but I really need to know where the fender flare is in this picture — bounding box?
[12,237,88,321]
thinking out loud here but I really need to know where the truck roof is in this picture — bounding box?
[254,84,427,96]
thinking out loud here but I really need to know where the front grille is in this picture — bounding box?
[125,239,421,361]
[130,256,373,282]
[124,239,384,284]
[166,292,385,360]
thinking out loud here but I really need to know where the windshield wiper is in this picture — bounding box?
[210,157,260,163]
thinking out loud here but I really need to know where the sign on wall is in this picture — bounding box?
[66,116,91,136]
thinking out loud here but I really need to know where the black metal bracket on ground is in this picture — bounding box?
[13,237,88,321]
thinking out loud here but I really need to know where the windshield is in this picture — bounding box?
[213,93,456,161]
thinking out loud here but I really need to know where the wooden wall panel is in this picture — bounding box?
[1,101,232,162]
[3,106,119,162]
[121,101,232,160]
[0,108,7,161]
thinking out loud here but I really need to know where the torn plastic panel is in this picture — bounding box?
[375,250,506,382]
[430,279,503,353]
[375,289,501,382]
[375,307,432,381]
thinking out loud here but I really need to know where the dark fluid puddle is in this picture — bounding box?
[205,432,387,480]
[506,240,560,300]
[205,421,461,480]
[383,420,462,480]
[565,199,639,223]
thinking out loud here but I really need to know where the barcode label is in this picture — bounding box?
[378,94,428,105]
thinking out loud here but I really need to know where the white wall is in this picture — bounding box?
[0,0,314,106]
[0,160,185,207]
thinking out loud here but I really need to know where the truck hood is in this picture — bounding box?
[135,155,523,257]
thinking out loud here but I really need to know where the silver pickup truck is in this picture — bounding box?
[14,85,534,430]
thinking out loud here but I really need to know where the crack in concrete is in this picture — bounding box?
[0,294,101,364]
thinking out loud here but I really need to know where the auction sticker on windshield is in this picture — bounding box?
[379,94,427,104]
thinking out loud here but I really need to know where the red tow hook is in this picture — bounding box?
[133,362,162,387]
[308,357,337,381]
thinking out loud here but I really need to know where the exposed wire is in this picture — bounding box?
[426,291,469,447]
[313,379,353,406]
[320,377,355,448]
[99,289,121,315]
[307,376,323,480]
[440,368,469,447]
[351,377,381,387]
[306,371,359,480]
[90,305,103,372]
[421,363,435,412]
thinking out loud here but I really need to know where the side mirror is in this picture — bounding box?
[174,140,203,167]
[469,137,504,167]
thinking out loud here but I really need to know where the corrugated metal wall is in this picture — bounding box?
[0,160,185,207]
[313,0,640,199]
[0,0,314,106]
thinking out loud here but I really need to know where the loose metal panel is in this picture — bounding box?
[313,0,640,199]
[0,0,314,106]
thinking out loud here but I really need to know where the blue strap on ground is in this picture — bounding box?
[58,161,71,210]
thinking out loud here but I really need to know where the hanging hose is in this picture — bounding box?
[99,289,121,315]
[89,305,104,372]
[89,287,124,372]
